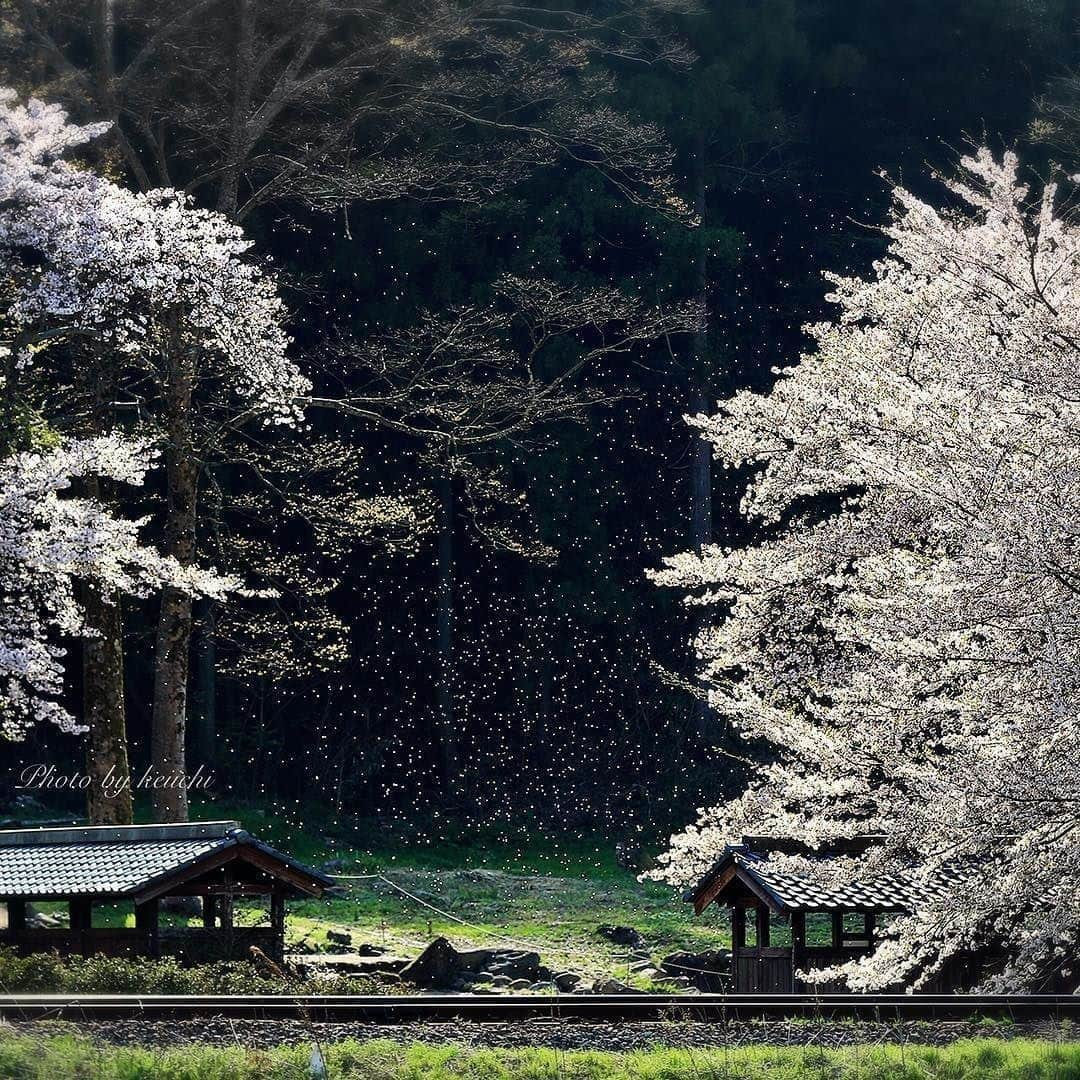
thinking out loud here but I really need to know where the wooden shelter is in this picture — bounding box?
[687,837,972,993]
[0,820,334,963]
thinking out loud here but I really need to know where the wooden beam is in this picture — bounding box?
[134,842,325,903]
[218,895,233,930]
[831,911,844,948]
[756,905,770,948]
[270,892,285,936]
[203,895,216,928]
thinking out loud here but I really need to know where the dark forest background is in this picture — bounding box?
[2,0,1077,843]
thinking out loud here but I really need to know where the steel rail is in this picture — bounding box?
[0,993,1076,1023]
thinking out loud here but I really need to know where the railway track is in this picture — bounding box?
[0,993,1075,1024]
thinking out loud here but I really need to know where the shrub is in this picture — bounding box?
[0,946,385,995]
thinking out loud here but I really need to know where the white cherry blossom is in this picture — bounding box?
[651,149,1080,993]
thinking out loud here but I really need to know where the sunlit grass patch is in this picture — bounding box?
[0,1034,1077,1080]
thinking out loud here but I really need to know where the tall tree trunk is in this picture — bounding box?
[217,0,254,215]
[82,579,133,825]
[689,130,712,549]
[151,335,198,822]
[434,467,460,799]
[689,131,713,734]
[78,356,133,825]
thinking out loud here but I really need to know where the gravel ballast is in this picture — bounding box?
[8,1018,1076,1052]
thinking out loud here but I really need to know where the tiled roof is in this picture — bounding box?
[689,841,965,913]
[0,821,334,899]
[733,849,921,911]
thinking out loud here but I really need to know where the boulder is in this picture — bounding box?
[355,943,384,957]
[509,978,531,989]
[326,929,352,947]
[553,972,581,991]
[597,925,645,948]
[399,937,463,989]
[491,974,512,987]
[458,948,541,981]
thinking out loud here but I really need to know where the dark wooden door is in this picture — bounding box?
[735,947,794,993]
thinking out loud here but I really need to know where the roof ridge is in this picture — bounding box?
[0,820,241,847]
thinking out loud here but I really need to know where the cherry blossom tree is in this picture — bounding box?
[0,88,308,821]
[0,435,232,740]
[651,150,1080,992]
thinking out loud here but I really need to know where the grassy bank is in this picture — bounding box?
[0,1035,1076,1079]
[149,801,731,982]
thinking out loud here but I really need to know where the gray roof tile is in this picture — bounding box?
[0,836,230,897]
[0,821,334,899]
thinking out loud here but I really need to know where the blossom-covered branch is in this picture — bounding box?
[651,149,1080,993]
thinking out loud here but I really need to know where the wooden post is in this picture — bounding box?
[202,895,216,928]
[865,912,876,945]
[136,898,159,958]
[70,897,92,955]
[756,905,770,949]
[6,899,26,933]
[270,893,285,934]
[791,911,806,993]
[831,911,844,948]
[270,892,285,962]
[218,895,233,930]
[731,905,746,950]
[69,897,92,929]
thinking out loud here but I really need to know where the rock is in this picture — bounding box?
[399,937,463,989]
[471,985,497,994]
[486,950,542,981]
[456,868,504,884]
[457,948,540,980]
[471,972,494,984]
[527,981,555,992]
[659,949,732,991]
[491,975,512,987]
[592,977,644,995]
[326,929,352,947]
[628,959,655,972]
[597,925,645,948]
[509,978,531,989]
[553,972,581,991]
[355,943,384,956]
[26,904,63,929]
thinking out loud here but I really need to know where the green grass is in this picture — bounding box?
[0,1035,1076,1079]
[177,799,732,982]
